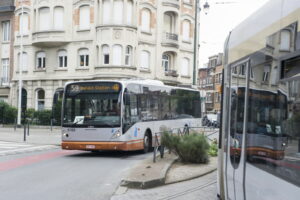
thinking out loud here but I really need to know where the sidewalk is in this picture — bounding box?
[0,127,61,145]
[112,152,218,200]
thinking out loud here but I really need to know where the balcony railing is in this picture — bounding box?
[165,70,178,77]
[162,32,179,48]
[0,77,9,86]
[165,32,178,41]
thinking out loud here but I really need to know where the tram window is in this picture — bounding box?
[246,57,300,187]
[229,63,247,169]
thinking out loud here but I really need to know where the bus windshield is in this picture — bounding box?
[63,82,122,127]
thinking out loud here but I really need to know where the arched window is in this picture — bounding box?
[36,51,46,69]
[164,12,176,33]
[58,50,67,68]
[79,5,90,30]
[126,0,133,25]
[182,20,190,41]
[102,0,110,24]
[19,13,29,35]
[54,7,64,30]
[162,54,170,72]
[39,7,50,31]
[36,89,45,111]
[280,30,291,51]
[79,48,89,67]
[140,50,150,69]
[181,58,189,76]
[125,45,132,66]
[102,45,110,65]
[141,9,151,32]
[18,52,28,71]
[113,0,123,24]
[113,45,122,65]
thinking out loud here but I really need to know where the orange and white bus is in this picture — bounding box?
[61,79,201,152]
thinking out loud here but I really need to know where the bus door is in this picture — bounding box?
[226,62,249,200]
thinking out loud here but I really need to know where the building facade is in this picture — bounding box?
[11,0,197,110]
[0,0,15,103]
[198,53,223,114]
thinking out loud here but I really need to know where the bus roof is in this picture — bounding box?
[64,79,199,92]
[228,0,300,50]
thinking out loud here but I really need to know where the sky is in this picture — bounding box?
[198,0,270,67]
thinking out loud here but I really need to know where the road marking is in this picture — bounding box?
[0,141,59,156]
[0,150,78,172]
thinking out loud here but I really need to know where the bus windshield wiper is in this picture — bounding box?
[71,118,84,126]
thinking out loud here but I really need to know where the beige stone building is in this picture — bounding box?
[0,0,15,103]
[10,0,196,110]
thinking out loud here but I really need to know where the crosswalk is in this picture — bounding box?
[0,141,58,156]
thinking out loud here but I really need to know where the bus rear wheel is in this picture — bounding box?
[143,133,151,153]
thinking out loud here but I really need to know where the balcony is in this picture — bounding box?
[0,77,9,87]
[165,70,178,77]
[32,30,70,47]
[162,32,179,48]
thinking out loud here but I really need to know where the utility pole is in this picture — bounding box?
[193,0,199,86]
[17,1,24,126]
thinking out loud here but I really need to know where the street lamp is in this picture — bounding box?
[17,1,25,126]
[193,0,210,85]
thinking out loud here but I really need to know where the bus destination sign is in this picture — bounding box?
[68,83,121,93]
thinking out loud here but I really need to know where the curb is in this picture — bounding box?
[120,155,178,189]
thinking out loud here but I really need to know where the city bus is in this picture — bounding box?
[61,80,201,152]
[218,0,300,199]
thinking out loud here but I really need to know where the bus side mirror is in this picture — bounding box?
[124,93,130,105]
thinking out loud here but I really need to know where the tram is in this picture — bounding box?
[218,0,300,199]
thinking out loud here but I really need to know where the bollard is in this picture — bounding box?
[23,124,26,142]
[14,118,17,131]
[27,121,29,136]
[50,119,53,132]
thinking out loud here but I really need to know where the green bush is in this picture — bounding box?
[0,101,17,124]
[208,142,218,157]
[34,110,52,125]
[161,132,210,163]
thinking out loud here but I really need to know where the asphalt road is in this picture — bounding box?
[0,146,150,200]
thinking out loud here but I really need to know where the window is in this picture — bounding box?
[263,65,270,82]
[164,13,175,33]
[113,45,122,66]
[36,52,46,69]
[2,21,10,42]
[239,64,246,76]
[36,89,45,111]
[140,50,150,69]
[19,13,29,35]
[1,59,9,85]
[141,9,151,32]
[79,5,90,30]
[39,7,50,31]
[126,0,133,25]
[102,45,109,65]
[18,52,28,71]
[162,54,170,72]
[102,0,110,24]
[113,0,123,25]
[54,7,64,30]
[79,49,89,67]
[182,20,190,41]
[181,58,189,76]
[125,46,132,66]
[280,30,291,51]
[58,50,67,68]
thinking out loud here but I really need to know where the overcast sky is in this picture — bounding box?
[198,0,269,67]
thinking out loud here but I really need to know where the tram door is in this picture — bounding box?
[226,63,248,200]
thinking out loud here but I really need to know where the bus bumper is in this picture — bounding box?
[61,140,143,151]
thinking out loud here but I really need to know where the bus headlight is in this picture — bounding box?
[111,130,122,139]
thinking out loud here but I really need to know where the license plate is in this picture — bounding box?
[86,145,95,149]
[258,151,266,156]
